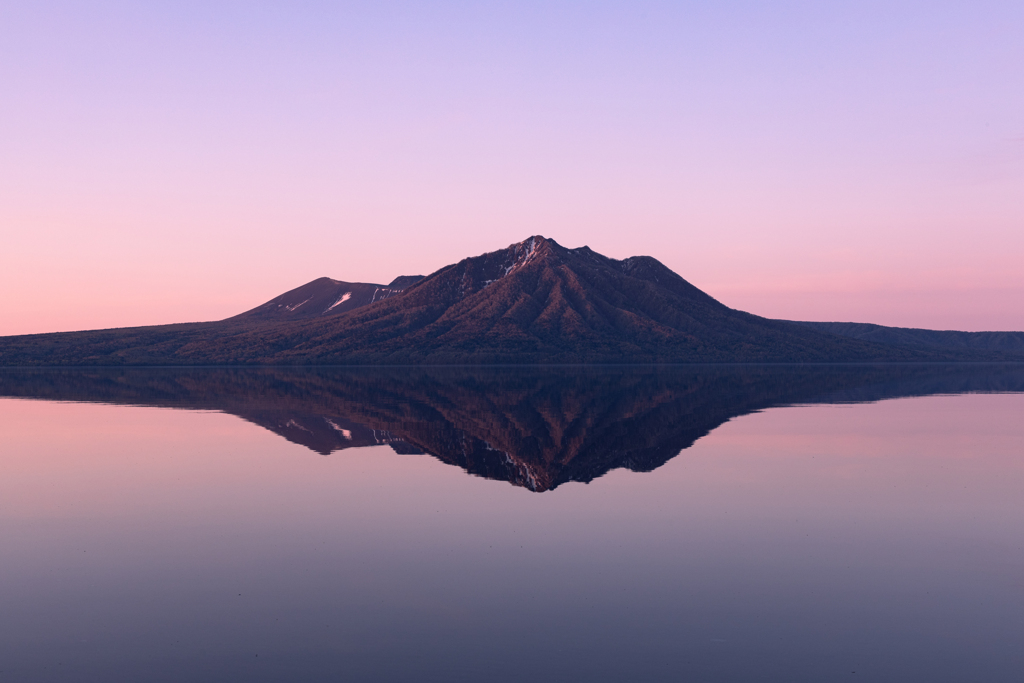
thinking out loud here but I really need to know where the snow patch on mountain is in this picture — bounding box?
[370,287,403,303]
[504,237,539,276]
[325,418,353,440]
[284,298,312,312]
[328,291,353,311]
[479,237,545,291]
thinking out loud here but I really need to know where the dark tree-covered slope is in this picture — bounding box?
[796,321,1024,354]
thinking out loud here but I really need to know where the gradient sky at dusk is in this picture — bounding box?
[2,1,1022,335]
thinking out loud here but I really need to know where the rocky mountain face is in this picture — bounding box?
[0,236,1020,365]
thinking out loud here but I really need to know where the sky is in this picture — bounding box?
[1,0,1022,335]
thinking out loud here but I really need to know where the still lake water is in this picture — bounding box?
[1,365,1022,682]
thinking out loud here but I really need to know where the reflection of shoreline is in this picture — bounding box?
[2,365,1023,491]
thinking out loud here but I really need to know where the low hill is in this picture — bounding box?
[796,321,1024,354]
[228,275,424,322]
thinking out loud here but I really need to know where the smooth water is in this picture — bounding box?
[0,365,1022,682]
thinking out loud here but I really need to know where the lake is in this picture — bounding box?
[1,365,1022,682]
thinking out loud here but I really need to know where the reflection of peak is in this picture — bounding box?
[1,365,1022,491]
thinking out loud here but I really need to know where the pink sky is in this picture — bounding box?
[2,2,1022,335]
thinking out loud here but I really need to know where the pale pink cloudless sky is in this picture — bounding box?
[1,1,1022,335]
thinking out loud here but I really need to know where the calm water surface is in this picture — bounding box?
[0,366,1022,682]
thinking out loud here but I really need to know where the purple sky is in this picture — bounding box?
[2,1,1022,335]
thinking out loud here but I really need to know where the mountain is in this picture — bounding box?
[0,236,1021,365]
[2,365,1022,491]
[233,235,926,364]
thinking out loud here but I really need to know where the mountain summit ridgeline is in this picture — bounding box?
[1,236,1022,365]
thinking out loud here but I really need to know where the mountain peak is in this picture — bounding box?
[501,235,554,273]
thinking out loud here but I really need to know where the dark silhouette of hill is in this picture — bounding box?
[796,321,1024,354]
[2,365,1022,491]
[0,237,1021,365]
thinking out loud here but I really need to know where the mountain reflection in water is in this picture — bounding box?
[2,364,1022,491]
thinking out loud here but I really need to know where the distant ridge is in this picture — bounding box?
[0,236,1021,366]
[796,321,1024,354]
